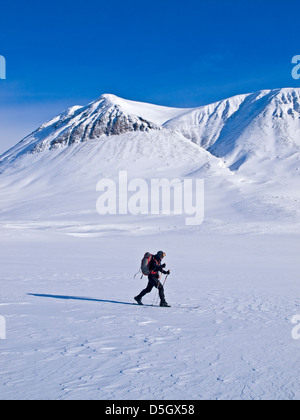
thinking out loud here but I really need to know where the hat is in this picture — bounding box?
[157,251,166,259]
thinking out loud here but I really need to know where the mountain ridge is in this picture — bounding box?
[1,88,300,179]
[1,88,300,233]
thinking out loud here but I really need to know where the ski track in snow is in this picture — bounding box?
[0,232,300,400]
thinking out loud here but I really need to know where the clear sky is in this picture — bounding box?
[0,0,299,153]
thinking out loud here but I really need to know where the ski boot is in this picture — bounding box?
[160,301,171,307]
[134,296,143,305]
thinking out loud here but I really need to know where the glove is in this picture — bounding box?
[161,263,166,269]
[166,270,170,275]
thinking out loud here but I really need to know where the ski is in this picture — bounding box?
[134,302,171,308]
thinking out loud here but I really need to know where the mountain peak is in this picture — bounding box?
[96,93,122,106]
[99,93,119,101]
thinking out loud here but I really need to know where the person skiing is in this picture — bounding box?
[135,251,171,307]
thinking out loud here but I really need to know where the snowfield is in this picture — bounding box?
[1,89,300,400]
[1,229,300,400]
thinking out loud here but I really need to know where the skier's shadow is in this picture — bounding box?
[27,293,138,306]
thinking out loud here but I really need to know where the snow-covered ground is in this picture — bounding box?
[1,227,300,400]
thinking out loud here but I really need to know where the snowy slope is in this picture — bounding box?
[164,88,300,224]
[165,88,300,176]
[164,93,250,149]
[0,129,249,235]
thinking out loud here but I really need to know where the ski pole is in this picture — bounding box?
[152,274,169,306]
[162,274,169,286]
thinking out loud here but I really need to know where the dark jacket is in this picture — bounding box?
[149,255,168,276]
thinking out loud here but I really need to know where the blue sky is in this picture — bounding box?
[0,0,299,152]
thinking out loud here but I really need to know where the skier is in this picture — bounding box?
[135,251,171,307]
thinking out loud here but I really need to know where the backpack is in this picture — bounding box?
[141,252,153,276]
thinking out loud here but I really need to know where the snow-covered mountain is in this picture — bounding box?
[1,88,300,234]
[0,94,192,166]
[1,88,300,176]
[165,88,300,175]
